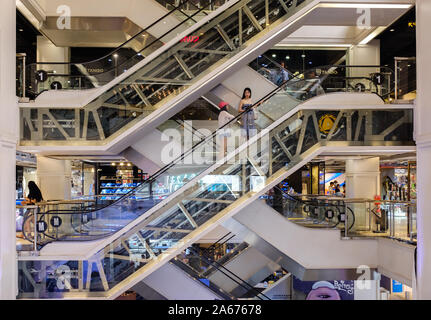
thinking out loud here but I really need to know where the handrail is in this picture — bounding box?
[24,0,229,98]
[30,0,202,67]
[187,246,271,300]
[37,64,396,218]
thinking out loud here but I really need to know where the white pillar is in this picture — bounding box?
[415,0,431,300]
[0,0,18,300]
[37,36,70,88]
[345,157,381,198]
[36,156,72,201]
[345,157,380,230]
[347,39,381,90]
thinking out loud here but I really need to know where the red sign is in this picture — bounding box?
[180,36,200,43]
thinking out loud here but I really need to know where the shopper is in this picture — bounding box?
[238,88,258,139]
[327,181,335,195]
[18,181,44,240]
[22,181,43,205]
[334,183,343,197]
[218,101,235,158]
[304,70,325,99]
[279,61,290,85]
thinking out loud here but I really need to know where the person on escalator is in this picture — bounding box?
[278,61,290,86]
[18,181,44,239]
[239,88,261,140]
[22,181,43,205]
[304,70,325,99]
[218,101,235,159]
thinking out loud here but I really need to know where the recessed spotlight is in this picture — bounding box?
[285,56,290,60]
[390,29,395,32]
[19,29,24,32]
[301,54,306,58]
[272,54,276,58]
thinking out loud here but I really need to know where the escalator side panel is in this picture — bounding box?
[208,246,279,294]
[132,281,168,300]
[231,199,379,272]
[140,261,223,300]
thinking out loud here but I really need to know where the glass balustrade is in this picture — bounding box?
[271,193,417,243]
[18,100,413,297]
[20,0,313,144]
[23,0,220,97]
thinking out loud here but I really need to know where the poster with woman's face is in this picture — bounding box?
[293,276,354,300]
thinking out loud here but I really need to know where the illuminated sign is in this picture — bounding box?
[180,36,200,43]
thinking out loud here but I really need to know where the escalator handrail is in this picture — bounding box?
[187,246,271,300]
[29,0,206,68]
[41,64,392,217]
[170,259,235,300]
[24,0,237,98]
[40,70,307,216]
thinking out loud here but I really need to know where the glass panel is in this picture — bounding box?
[22,0,318,143]
[24,0,216,97]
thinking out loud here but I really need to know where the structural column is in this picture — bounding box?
[345,157,380,231]
[36,36,70,88]
[0,0,18,299]
[415,0,431,300]
[36,156,72,201]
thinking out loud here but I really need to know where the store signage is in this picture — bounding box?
[50,216,63,228]
[372,73,385,86]
[180,36,200,43]
[35,70,48,82]
[392,280,403,293]
[318,114,337,134]
[81,214,89,224]
[87,68,105,73]
[325,209,334,219]
[50,81,63,90]
[36,221,48,233]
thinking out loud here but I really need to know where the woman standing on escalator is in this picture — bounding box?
[238,88,258,140]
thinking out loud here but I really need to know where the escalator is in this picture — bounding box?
[20,64,399,246]
[22,0,222,96]
[222,194,416,285]
[153,239,276,300]
[17,64,414,297]
[20,0,319,151]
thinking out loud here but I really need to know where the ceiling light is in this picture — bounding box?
[286,56,290,60]
[272,54,276,58]
[390,29,395,32]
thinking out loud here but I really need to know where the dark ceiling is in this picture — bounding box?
[377,7,416,66]
[17,10,40,64]
[16,6,416,69]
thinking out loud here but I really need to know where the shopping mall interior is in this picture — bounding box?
[2,0,431,301]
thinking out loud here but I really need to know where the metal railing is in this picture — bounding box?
[283,194,417,243]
